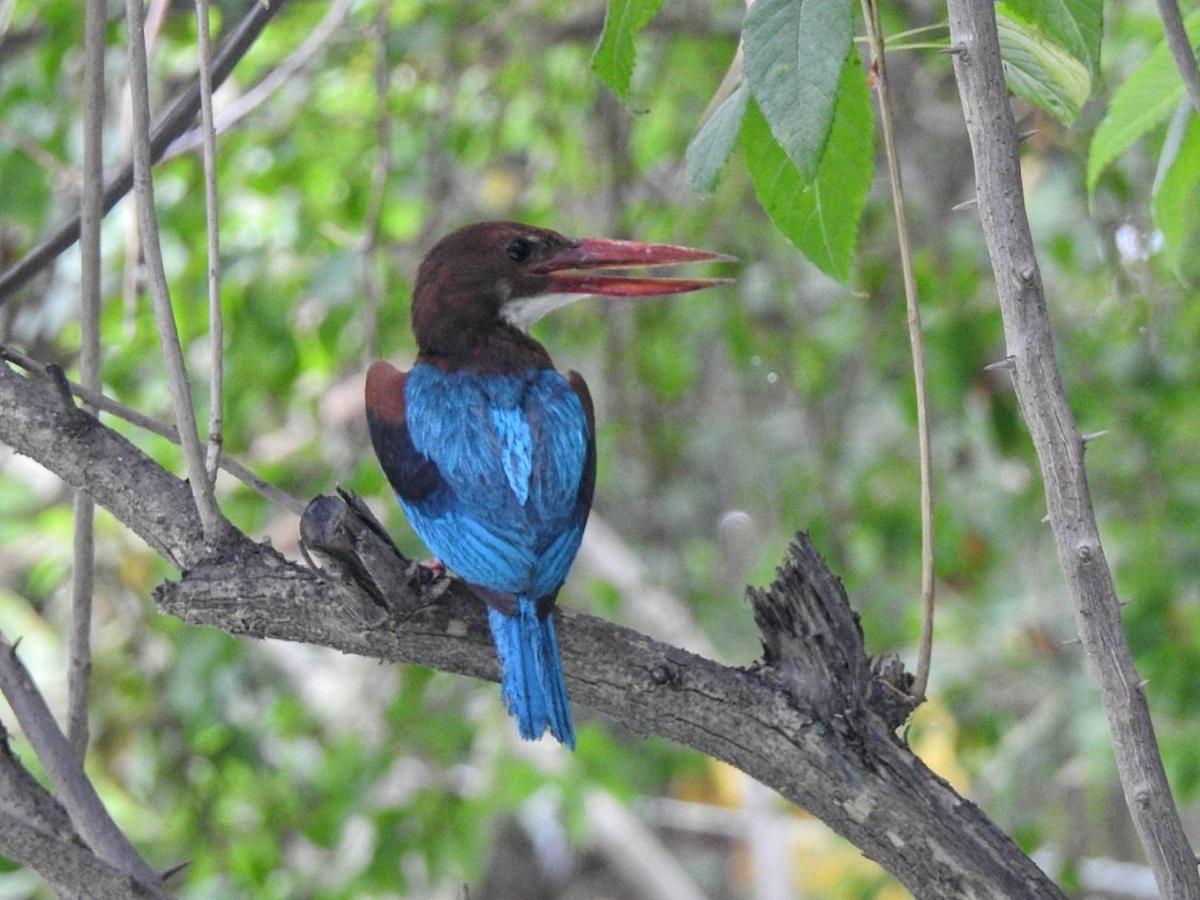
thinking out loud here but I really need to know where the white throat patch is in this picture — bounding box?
[500,292,585,333]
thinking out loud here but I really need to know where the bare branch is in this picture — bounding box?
[0,719,76,841]
[946,0,1200,893]
[0,344,306,517]
[0,361,1065,896]
[858,0,936,700]
[0,0,288,303]
[194,0,224,485]
[361,0,392,363]
[0,634,162,889]
[1155,0,1200,115]
[67,0,108,765]
[164,0,354,160]
[124,0,225,540]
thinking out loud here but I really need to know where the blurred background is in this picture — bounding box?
[1,0,1197,896]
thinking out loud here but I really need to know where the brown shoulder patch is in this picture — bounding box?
[365,361,408,423]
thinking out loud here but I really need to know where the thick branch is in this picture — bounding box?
[0,360,1063,897]
[0,812,165,900]
[946,0,1200,895]
[0,0,288,303]
[0,720,77,842]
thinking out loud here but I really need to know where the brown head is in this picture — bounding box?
[410,221,732,362]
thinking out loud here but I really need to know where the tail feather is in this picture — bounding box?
[487,598,576,748]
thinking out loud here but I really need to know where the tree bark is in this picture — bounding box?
[0,360,1066,896]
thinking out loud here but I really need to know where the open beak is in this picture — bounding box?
[534,237,735,296]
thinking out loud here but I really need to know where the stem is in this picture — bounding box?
[1154,0,1200,115]
[858,2,936,700]
[68,0,107,764]
[361,0,392,363]
[125,0,224,540]
[884,22,948,44]
[194,0,223,484]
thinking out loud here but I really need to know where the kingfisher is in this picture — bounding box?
[365,222,730,748]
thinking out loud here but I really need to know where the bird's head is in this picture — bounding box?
[410,221,732,357]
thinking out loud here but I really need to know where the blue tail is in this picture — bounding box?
[487,597,575,749]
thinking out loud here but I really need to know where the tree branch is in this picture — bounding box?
[1155,0,1200,115]
[0,360,1065,896]
[0,720,77,842]
[945,0,1200,894]
[124,0,225,540]
[0,634,163,889]
[0,0,288,304]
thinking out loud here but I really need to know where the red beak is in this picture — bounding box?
[533,237,735,296]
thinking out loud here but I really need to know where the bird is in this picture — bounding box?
[365,221,730,748]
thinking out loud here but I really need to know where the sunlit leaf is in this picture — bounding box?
[591,0,665,101]
[686,83,749,194]
[742,55,874,282]
[996,11,1091,125]
[1087,10,1200,194]
[744,0,854,179]
[1000,0,1102,76]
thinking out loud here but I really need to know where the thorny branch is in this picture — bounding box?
[946,0,1200,893]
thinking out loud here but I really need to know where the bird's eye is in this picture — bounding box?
[505,237,534,263]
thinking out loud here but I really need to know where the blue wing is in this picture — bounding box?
[367,361,594,613]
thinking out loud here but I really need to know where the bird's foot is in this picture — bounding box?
[419,557,446,585]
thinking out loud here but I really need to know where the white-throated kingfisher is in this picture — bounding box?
[365,222,730,748]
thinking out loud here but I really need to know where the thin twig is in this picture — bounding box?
[164,0,354,160]
[124,0,224,541]
[0,0,287,303]
[860,0,936,700]
[1155,0,1200,115]
[67,0,108,765]
[0,344,307,517]
[194,0,223,484]
[947,0,1200,892]
[361,0,392,362]
[0,633,162,888]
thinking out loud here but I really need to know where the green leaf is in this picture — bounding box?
[742,55,874,282]
[686,83,750,194]
[1087,10,1200,194]
[744,0,854,179]
[591,0,665,101]
[1153,108,1200,278]
[996,11,1091,125]
[1000,0,1102,76]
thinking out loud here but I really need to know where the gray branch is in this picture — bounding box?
[1155,0,1200,115]
[945,0,1200,894]
[0,359,1065,896]
[0,812,165,900]
[0,634,163,889]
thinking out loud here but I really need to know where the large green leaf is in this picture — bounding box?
[1000,0,1102,76]
[686,83,750,195]
[996,11,1091,125]
[743,0,854,180]
[1087,10,1200,194]
[742,56,874,282]
[591,0,665,101]
[1153,108,1200,279]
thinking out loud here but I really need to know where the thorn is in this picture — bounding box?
[951,197,978,211]
[160,860,191,881]
[1040,512,1051,523]
[1137,678,1150,690]
[939,43,966,56]
[1061,636,1081,645]
[1119,598,1133,608]
[1017,129,1038,143]
[1081,430,1109,445]
[984,355,1015,371]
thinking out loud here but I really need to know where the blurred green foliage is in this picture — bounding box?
[1,0,1199,896]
